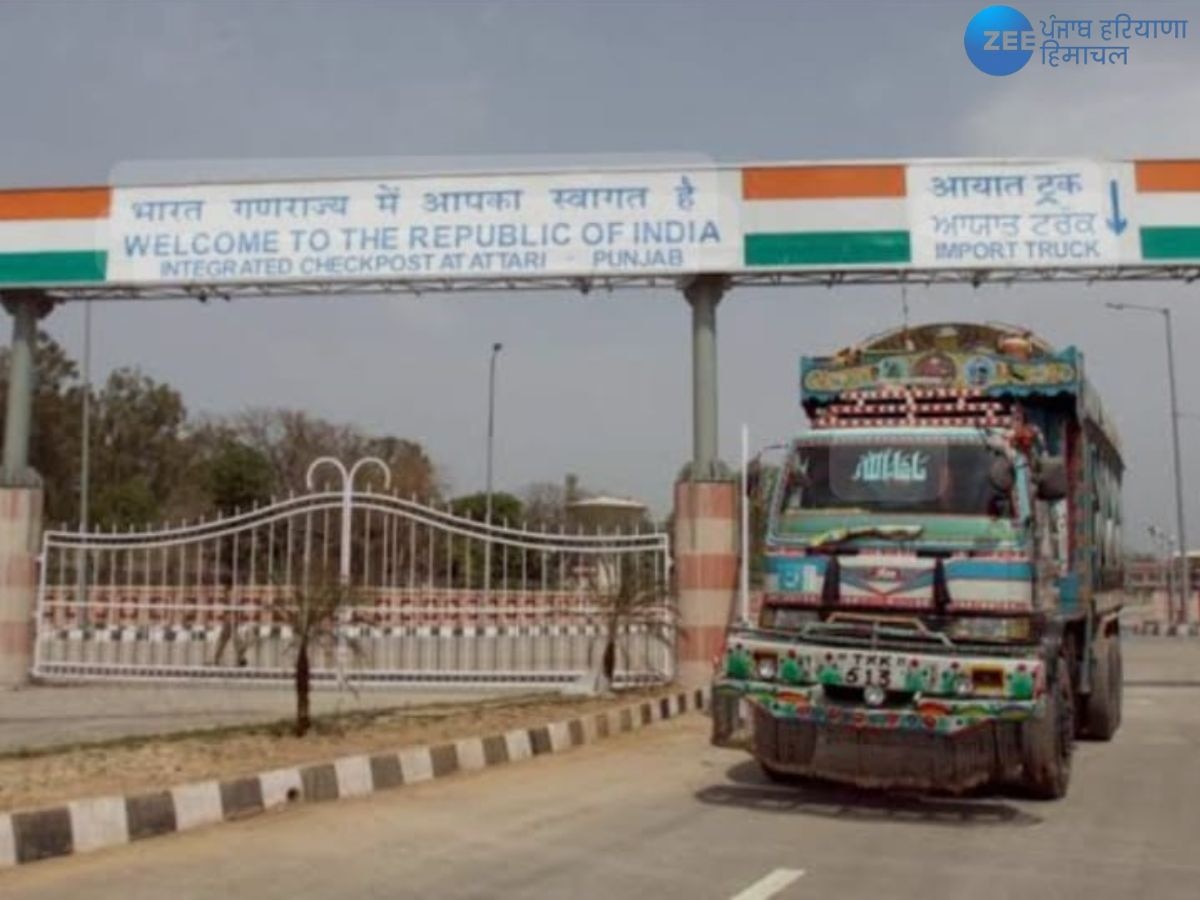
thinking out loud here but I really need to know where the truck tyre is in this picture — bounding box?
[1020,655,1074,799]
[1082,635,1121,741]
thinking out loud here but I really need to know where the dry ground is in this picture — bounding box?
[0,688,662,812]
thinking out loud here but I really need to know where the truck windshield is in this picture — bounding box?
[777,439,1013,518]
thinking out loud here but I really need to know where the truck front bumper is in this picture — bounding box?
[711,637,1047,791]
[712,678,1043,739]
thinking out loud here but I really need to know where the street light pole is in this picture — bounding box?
[484,342,502,601]
[1169,534,1180,625]
[1109,302,1191,627]
[75,300,92,613]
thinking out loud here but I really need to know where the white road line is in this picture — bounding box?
[730,868,806,900]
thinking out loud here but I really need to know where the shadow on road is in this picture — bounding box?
[694,761,1042,827]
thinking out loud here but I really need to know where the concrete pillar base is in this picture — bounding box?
[673,479,738,688]
[0,487,42,687]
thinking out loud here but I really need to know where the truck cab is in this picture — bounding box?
[765,427,1040,639]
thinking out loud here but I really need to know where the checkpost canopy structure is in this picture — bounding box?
[1,156,1199,484]
[1,157,1199,298]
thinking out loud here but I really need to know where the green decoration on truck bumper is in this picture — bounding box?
[716,636,1045,736]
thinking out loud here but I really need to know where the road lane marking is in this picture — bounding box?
[731,868,806,900]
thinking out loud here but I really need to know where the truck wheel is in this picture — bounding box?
[1083,635,1120,741]
[1020,655,1074,799]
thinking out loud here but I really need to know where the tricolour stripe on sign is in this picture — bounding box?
[743,165,905,199]
[0,220,104,253]
[741,165,910,268]
[740,197,908,235]
[0,188,109,285]
[745,231,910,266]
[1141,226,1200,260]
[1135,160,1200,192]
[0,251,107,284]
[1134,160,1200,259]
[0,187,110,221]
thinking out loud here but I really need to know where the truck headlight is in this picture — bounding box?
[755,654,778,681]
[954,673,973,696]
[944,616,1033,642]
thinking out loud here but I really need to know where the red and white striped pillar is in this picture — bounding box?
[673,479,738,688]
[0,487,42,686]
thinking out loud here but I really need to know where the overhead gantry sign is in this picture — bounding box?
[1,158,1199,482]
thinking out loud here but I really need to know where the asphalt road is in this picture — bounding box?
[4,645,1199,899]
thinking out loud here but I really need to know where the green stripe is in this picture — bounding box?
[745,231,911,267]
[0,251,107,284]
[1141,226,1200,260]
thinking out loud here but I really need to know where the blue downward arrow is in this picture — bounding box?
[1106,179,1128,235]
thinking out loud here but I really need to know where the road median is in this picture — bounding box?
[0,686,708,870]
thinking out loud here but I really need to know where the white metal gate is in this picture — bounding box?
[32,457,674,687]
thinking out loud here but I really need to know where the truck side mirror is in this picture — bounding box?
[1036,457,1068,501]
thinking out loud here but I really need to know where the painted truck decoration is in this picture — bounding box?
[712,322,1124,798]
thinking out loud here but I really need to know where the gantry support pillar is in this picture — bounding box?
[0,291,51,686]
[673,276,738,688]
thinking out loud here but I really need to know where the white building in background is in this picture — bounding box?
[565,496,650,593]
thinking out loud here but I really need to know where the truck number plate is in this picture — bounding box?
[835,652,898,689]
[844,664,892,687]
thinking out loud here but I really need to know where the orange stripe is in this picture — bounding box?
[674,481,738,520]
[1135,161,1200,192]
[743,165,906,200]
[0,187,110,221]
[677,624,728,663]
[677,554,739,591]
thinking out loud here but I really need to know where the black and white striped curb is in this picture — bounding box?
[0,687,709,870]
[1126,622,1200,637]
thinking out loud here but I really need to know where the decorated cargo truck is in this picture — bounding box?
[712,322,1124,798]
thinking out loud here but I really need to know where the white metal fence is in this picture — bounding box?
[32,457,674,687]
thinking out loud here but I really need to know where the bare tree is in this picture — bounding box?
[521,481,569,529]
[587,556,676,693]
[268,566,365,737]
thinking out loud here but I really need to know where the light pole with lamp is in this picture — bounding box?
[1108,302,1191,627]
[484,342,502,601]
[303,456,390,690]
[75,300,92,615]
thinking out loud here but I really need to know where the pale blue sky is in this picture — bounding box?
[1,0,1198,547]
